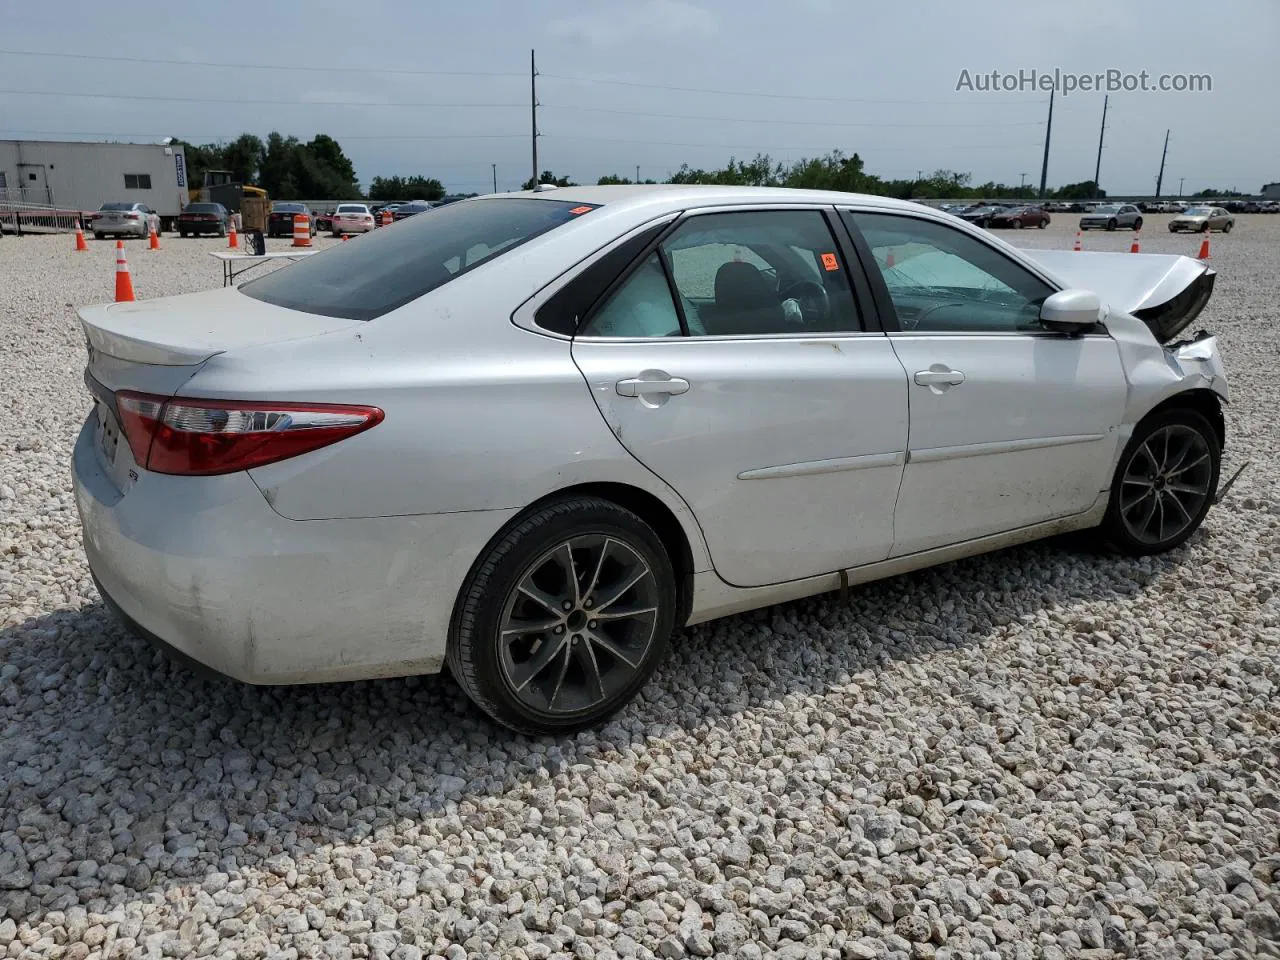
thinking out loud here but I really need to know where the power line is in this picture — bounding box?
[540,72,1045,106]
[545,134,1041,152]
[0,88,523,108]
[541,104,1044,128]
[0,48,522,78]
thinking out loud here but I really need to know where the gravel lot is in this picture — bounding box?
[1,219,1277,960]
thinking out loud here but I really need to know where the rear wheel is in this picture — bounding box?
[1201,222,1210,233]
[1038,218,1048,229]
[179,230,188,238]
[1097,407,1220,556]
[1223,221,1233,233]
[448,496,678,734]
[1134,217,1144,231]
[94,232,104,241]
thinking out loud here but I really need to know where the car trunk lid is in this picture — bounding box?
[1021,249,1216,343]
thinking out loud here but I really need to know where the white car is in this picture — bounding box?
[72,186,1231,733]
[330,202,376,236]
[91,202,161,240]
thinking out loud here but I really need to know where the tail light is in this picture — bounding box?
[116,391,384,476]
[126,213,140,220]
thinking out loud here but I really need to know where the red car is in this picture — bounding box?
[988,206,1050,229]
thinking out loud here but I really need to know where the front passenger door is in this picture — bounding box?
[843,210,1128,557]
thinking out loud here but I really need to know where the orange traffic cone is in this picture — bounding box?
[149,228,161,251]
[1197,235,1211,260]
[114,241,136,302]
[342,233,349,241]
[1073,230,1083,251]
[228,223,239,249]
[74,224,89,251]
[1130,231,1141,253]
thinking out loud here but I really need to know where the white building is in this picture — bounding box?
[1262,182,1280,200]
[0,139,190,227]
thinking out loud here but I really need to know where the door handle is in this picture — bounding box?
[616,376,690,397]
[914,369,966,386]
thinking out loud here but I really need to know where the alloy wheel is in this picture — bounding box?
[1119,424,1214,546]
[498,535,660,715]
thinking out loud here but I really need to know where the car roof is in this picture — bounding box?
[495,183,944,215]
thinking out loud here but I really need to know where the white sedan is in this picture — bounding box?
[72,186,1231,733]
[330,202,376,236]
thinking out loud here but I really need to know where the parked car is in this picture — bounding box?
[1168,206,1235,233]
[393,200,433,220]
[314,210,334,232]
[72,186,1229,734]
[959,204,1003,228]
[988,206,1050,229]
[268,202,316,238]
[176,202,230,238]
[1080,203,1143,231]
[370,202,402,224]
[91,202,161,240]
[330,203,376,236]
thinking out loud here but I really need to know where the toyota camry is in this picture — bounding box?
[73,185,1231,733]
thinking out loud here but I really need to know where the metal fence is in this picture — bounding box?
[0,198,87,235]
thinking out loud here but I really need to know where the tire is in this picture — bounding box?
[1096,407,1221,556]
[1223,221,1233,233]
[1106,218,1118,231]
[1038,219,1048,229]
[218,225,227,238]
[1133,217,1143,231]
[1013,220,1024,229]
[179,230,188,238]
[1168,225,1177,233]
[448,495,678,734]
[94,232,104,241]
[1201,223,1210,233]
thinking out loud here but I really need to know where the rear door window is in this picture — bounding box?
[240,198,600,321]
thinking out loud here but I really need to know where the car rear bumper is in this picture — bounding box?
[72,412,517,685]
[178,222,221,233]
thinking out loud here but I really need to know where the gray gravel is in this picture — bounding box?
[2,223,1278,960]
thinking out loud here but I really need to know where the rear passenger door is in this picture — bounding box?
[569,206,911,588]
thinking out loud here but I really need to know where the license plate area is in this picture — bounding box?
[94,402,138,494]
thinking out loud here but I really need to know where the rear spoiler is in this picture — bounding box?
[1021,249,1216,343]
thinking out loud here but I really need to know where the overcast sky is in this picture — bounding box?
[3,0,1276,195]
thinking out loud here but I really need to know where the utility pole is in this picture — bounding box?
[530,49,539,188]
[1093,94,1108,198]
[636,164,640,184]
[1155,129,1170,197]
[491,163,497,194]
[1179,176,1185,197]
[1038,88,1054,199]
[1020,172,1028,190]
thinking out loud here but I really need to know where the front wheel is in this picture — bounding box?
[1013,220,1024,229]
[1106,218,1118,231]
[448,496,678,734]
[1097,407,1221,556]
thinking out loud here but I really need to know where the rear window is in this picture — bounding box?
[184,203,220,213]
[336,204,367,213]
[273,202,305,212]
[100,202,134,211]
[240,198,600,321]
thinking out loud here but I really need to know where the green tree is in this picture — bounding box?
[366,175,445,201]
[1052,180,1104,200]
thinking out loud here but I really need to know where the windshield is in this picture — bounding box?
[240,198,600,321]
[100,202,135,211]
[1092,205,1122,214]
[1184,207,1213,216]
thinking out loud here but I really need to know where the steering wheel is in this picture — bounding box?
[904,300,965,331]
[777,279,830,325]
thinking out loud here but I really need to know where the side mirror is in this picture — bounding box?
[1040,289,1102,336]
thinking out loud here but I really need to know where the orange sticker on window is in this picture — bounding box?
[568,205,593,215]
[821,252,839,271]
